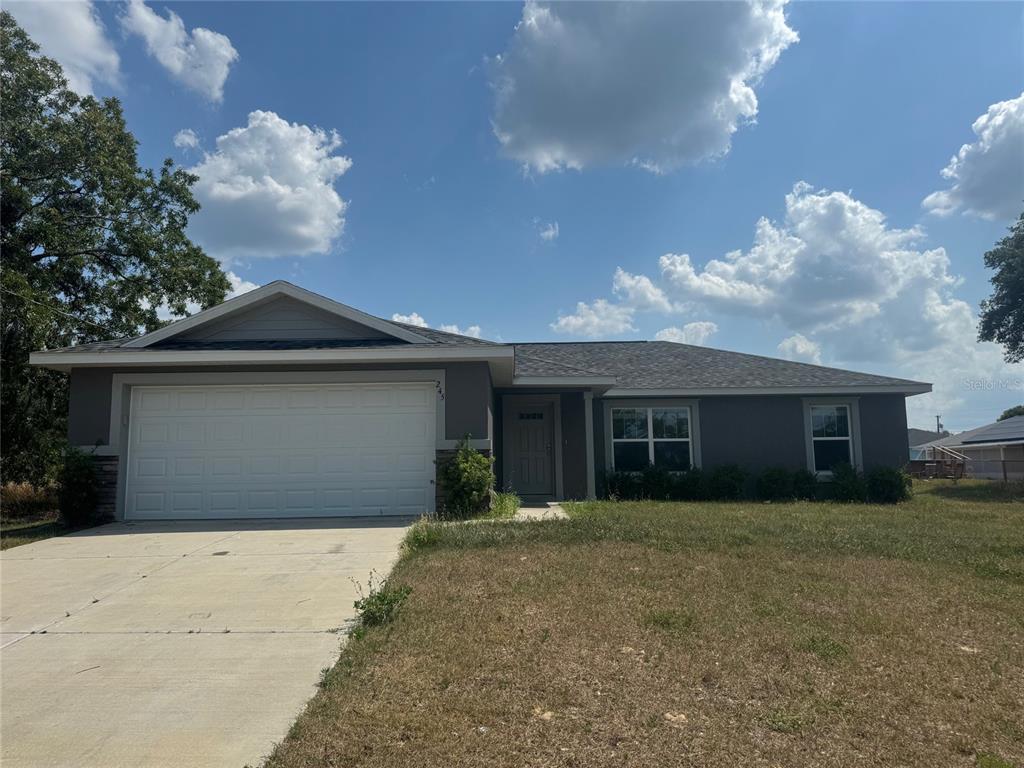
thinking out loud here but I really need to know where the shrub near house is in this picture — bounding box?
[438,438,495,519]
[606,464,911,504]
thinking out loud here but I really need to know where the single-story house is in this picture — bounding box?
[907,427,948,459]
[30,281,931,520]
[913,416,1024,480]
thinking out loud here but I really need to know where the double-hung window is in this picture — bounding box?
[809,404,853,473]
[611,406,692,471]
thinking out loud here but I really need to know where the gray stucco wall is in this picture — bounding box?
[857,394,910,469]
[68,368,116,449]
[66,362,492,447]
[697,395,807,472]
[593,393,911,484]
[559,392,588,500]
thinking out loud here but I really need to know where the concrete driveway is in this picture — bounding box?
[0,518,411,768]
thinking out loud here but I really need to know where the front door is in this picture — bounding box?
[510,402,555,496]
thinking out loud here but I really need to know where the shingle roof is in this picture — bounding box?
[511,341,927,390]
[34,296,928,393]
[918,415,1024,448]
[39,322,498,354]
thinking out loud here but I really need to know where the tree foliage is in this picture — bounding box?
[978,211,1024,364]
[998,405,1024,422]
[1,13,229,483]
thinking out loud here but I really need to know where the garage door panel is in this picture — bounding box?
[211,457,243,477]
[175,421,206,444]
[320,452,358,476]
[209,491,241,514]
[126,383,436,519]
[175,390,207,410]
[138,390,171,412]
[174,457,204,478]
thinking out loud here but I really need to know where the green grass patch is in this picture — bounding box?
[797,633,849,662]
[641,608,695,634]
[976,753,1016,768]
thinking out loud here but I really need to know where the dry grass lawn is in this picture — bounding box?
[264,481,1024,768]
[0,483,67,550]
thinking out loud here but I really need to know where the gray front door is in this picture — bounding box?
[510,402,555,496]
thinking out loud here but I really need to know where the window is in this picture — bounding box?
[611,407,691,471]
[810,404,853,473]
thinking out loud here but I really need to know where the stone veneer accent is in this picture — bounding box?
[91,455,119,520]
[434,448,492,516]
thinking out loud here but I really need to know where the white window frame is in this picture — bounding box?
[803,398,863,478]
[606,402,699,472]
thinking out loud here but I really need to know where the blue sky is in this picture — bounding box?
[8,0,1024,431]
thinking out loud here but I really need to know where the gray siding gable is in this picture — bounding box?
[171,295,394,343]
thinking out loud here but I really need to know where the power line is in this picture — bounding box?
[0,286,114,333]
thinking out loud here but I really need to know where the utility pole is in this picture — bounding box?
[935,415,943,435]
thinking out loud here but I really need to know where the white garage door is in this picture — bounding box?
[124,382,436,519]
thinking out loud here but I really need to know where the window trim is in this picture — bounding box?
[802,397,862,478]
[604,399,701,472]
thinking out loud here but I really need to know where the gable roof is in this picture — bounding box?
[918,415,1024,448]
[28,282,931,396]
[123,281,434,348]
[908,427,948,448]
[513,341,930,393]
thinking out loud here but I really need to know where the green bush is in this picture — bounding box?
[755,467,796,501]
[830,462,867,502]
[489,491,521,519]
[707,464,746,500]
[403,517,442,553]
[438,437,494,519]
[792,469,819,500]
[605,469,644,500]
[865,466,912,504]
[641,465,674,500]
[57,447,99,526]
[672,468,706,500]
[353,574,411,628]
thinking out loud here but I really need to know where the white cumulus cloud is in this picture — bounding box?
[173,128,199,149]
[922,93,1024,222]
[225,270,258,299]
[658,182,958,336]
[120,0,238,102]
[391,312,428,328]
[613,267,673,313]
[6,0,120,95]
[439,323,483,339]
[582,182,1019,428]
[187,110,352,260]
[489,0,797,173]
[656,321,719,346]
[551,299,636,337]
[392,312,482,338]
[777,333,822,364]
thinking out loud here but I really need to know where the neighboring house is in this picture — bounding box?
[908,427,948,458]
[914,416,1024,480]
[30,281,931,520]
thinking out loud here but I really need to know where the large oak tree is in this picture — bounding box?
[978,211,1024,364]
[1,13,228,483]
